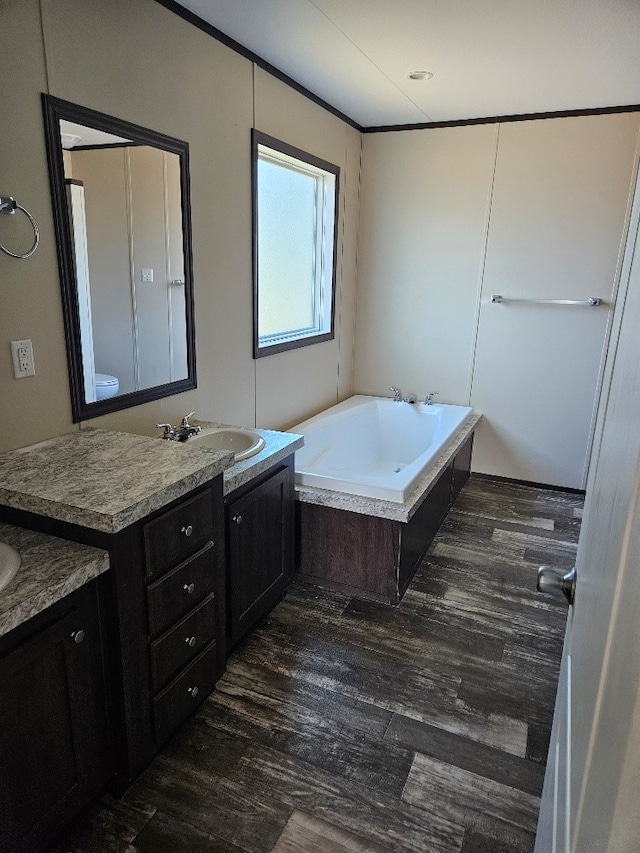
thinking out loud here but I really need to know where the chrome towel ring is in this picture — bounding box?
[0,196,40,259]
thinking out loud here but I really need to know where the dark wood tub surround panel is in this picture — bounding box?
[297,434,474,604]
[296,503,401,603]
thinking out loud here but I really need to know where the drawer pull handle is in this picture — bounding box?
[233,515,242,525]
[183,582,195,595]
[186,636,197,647]
[187,685,199,698]
[71,629,85,644]
[181,524,194,537]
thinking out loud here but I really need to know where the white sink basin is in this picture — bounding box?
[0,541,21,593]
[187,427,266,462]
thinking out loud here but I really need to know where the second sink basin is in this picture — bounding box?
[187,427,266,462]
[0,541,21,593]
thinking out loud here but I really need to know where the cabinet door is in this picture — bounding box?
[0,586,111,853]
[227,465,293,649]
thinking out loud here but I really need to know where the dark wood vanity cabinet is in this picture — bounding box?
[0,580,112,853]
[142,488,223,749]
[107,478,226,778]
[225,457,295,650]
[0,475,226,789]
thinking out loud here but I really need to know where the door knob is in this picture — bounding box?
[537,565,577,605]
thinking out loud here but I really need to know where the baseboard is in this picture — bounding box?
[470,471,586,496]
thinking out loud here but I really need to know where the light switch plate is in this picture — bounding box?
[11,339,35,378]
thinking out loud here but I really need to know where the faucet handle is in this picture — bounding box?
[424,391,440,406]
[181,411,196,428]
[390,386,403,402]
[156,423,176,439]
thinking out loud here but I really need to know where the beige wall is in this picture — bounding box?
[471,115,640,487]
[355,125,498,403]
[355,115,640,488]
[0,0,360,452]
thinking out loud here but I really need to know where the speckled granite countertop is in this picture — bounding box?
[0,522,109,637]
[0,428,234,534]
[192,421,304,496]
[296,412,482,523]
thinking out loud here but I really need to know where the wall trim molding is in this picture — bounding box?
[363,104,640,133]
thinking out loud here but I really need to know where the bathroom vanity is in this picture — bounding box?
[0,424,302,852]
[0,430,232,786]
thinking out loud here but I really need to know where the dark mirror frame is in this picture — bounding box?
[42,94,197,422]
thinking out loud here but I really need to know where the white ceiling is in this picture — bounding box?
[173,0,640,128]
[59,120,131,148]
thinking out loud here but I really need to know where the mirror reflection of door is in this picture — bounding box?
[61,121,188,404]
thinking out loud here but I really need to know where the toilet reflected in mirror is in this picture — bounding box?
[95,373,119,401]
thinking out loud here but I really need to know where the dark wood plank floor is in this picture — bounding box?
[52,476,583,853]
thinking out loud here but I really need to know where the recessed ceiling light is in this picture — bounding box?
[408,71,434,81]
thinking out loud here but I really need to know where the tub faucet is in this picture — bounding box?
[424,391,439,406]
[390,386,403,402]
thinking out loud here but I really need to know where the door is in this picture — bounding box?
[535,162,640,852]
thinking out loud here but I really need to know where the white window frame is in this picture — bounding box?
[252,130,339,358]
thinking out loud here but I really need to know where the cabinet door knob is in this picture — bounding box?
[183,582,195,594]
[181,524,194,537]
[71,629,85,644]
[233,514,242,525]
[187,685,199,698]
[185,635,197,647]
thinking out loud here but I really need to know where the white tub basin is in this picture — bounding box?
[187,427,265,461]
[0,541,21,593]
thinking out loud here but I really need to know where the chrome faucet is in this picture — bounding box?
[156,412,202,441]
[156,422,177,440]
[390,386,403,402]
[424,391,439,406]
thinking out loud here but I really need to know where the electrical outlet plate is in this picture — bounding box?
[11,339,35,378]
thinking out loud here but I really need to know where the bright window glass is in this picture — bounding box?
[253,133,338,356]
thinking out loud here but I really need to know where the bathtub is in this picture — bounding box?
[293,395,473,503]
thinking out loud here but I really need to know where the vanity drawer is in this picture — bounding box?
[150,594,216,691]
[153,641,217,746]
[144,488,214,580]
[147,542,214,638]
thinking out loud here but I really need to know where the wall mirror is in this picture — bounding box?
[42,95,196,422]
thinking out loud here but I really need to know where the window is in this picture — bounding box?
[252,130,339,357]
